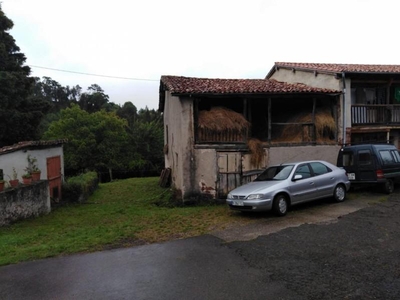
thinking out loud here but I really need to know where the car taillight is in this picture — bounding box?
[376,169,384,179]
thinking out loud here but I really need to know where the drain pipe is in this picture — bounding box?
[342,72,347,146]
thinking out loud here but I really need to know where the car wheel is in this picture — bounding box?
[273,194,288,216]
[383,179,394,194]
[333,184,346,202]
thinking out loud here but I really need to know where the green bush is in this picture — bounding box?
[62,172,99,203]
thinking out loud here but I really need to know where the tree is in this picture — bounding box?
[127,107,164,173]
[0,6,50,147]
[79,84,110,113]
[130,120,164,172]
[43,104,129,179]
[32,76,81,112]
[117,101,137,128]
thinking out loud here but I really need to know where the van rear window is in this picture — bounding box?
[380,150,395,164]
[342,153,354,166]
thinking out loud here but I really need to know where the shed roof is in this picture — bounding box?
[160,75,339,94]
[159,75,340,111]
[0,140,67,155]
[267,62,400,78]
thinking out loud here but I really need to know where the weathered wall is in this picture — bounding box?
[194,148,217,199]
[0,181,50,226]
[163,92,194,198]
[268,145,341,166]
[270,68,341,90]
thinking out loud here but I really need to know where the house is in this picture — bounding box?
[267,63,400,146]
[0,140,66,201]
[159,76,342,201]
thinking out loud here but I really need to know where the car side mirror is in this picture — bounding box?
[293,174,303,181]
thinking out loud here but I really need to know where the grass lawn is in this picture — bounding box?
[0,178,384,266]
[0,177,252,266]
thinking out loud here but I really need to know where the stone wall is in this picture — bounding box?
[0,181,51,226]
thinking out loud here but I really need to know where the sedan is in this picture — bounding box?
[226,160,351,216]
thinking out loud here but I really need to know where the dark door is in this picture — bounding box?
[356,149,376,181]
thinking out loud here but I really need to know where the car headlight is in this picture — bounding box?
[246,194,266,200]
[227,193,233,199]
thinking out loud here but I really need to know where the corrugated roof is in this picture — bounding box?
[0,140,67,155]
[160,75,340,95]
[273,62,400,74]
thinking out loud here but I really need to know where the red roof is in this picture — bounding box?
[273,62,400,74]
[0,140,67,155]
[160,75,339,95]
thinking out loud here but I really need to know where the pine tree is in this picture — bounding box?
[0,5,49,147]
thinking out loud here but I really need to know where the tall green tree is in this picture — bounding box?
[32,76,81,111]
[0,5,50,147]
[117,101,137,127]
[130,120,164,172]
[79,84,109,113]
[43,104,129,179]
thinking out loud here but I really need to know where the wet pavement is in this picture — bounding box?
[0,190,399,300]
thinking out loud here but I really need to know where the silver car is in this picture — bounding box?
[226,160,351,216]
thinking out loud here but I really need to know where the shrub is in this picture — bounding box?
[62,172,99,203]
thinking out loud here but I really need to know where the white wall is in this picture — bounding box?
[0,146,64,183]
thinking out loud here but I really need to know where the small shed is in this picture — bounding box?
[0,140,66,201]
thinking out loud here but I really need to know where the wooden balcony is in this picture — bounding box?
[351,104,400,125]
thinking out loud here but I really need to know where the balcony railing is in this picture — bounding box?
[351,104,400,125]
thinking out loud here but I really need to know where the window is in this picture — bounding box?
[342,153,354,166]
[380,150,395,164]
[255,165,294,181]
[352,86,387,104]
[393,150,400,162]
[294,164,312,179]
[310,162,331,176]
[358,150,372,166]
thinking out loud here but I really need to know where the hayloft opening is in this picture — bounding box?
[195,96,337,145]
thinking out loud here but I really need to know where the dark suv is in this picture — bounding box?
[337,144,400,193]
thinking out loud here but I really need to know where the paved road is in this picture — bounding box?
[1,190,399,300]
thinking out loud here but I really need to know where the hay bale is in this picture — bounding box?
[247,138,265,168]
[198,107,250,131]
[277,109,336,143]
[198,107,250,142]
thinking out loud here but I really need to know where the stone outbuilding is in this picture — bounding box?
[159,75,341,201]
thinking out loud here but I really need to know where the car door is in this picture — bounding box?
[309,161,334,198]
[289,163,318,204]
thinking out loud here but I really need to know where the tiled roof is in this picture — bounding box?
[273,62,400,74]
[160,75,340,95]
[0,140,67,155]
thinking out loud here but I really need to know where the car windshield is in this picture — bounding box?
[254,165,294,181]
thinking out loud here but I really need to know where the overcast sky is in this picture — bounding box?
[2,0,399,110]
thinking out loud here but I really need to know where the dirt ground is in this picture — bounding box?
[217,189,400,299]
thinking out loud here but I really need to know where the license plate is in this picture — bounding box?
[232,200,244,206]
[348,173,355,180]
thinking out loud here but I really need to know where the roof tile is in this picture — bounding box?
[160,76,339,95]
[274,62,400,74]
[0,140,67,155]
